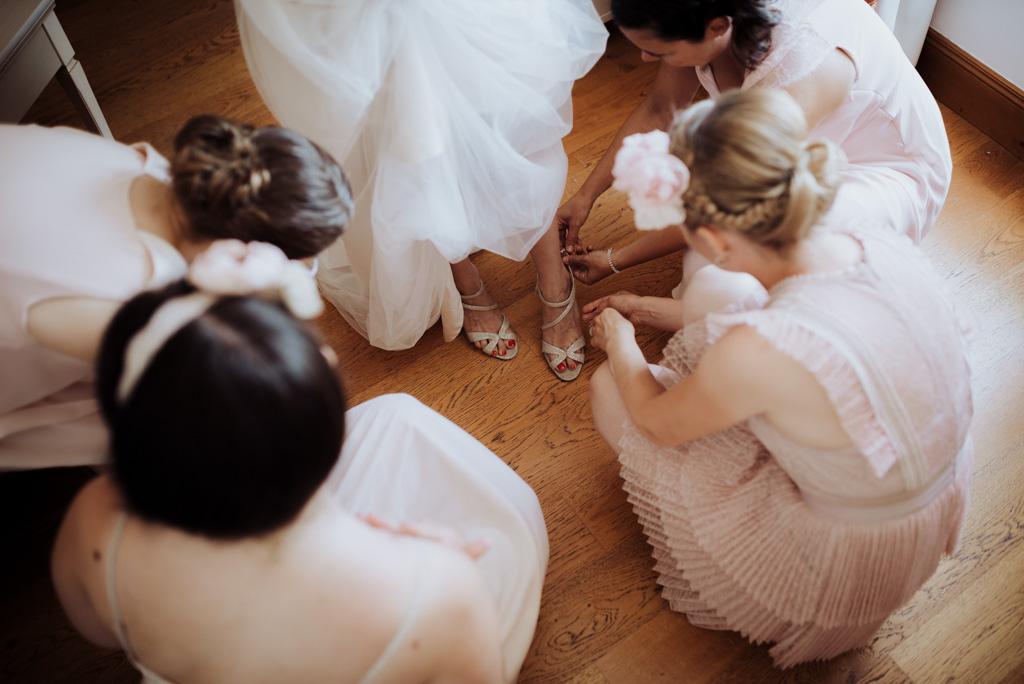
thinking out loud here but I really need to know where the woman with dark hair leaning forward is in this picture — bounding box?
[0,116,352,470]
[51,241,547,683]
[560,0,952,291]
[588,89,972,667]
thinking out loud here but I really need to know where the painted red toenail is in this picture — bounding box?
[508,340,516,348]
[557,362,566,371]
[500,349,506,356]
[492,350,498,356]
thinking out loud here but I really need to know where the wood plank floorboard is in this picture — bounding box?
[3,1,1023,681]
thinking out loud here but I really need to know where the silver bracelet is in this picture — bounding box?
[606,247,620,274]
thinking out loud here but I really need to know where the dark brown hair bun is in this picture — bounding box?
[171,114,352,259]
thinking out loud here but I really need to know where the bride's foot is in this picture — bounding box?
[537,272,585,381]
[460,282,518,359]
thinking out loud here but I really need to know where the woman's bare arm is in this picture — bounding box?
[557,63,702,253]
[783,48,856,130]
[593,313,780,447]
[51,476,123,649]
[582,291,685,332]
[564,225,688,285]
[407,548,506,684]
[27,297,123,364]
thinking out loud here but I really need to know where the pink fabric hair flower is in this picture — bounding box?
[611,130,690,230]
[189,239,323,319]
[190,239,288,293]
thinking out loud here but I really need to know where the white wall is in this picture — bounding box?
[931,0,1024,89]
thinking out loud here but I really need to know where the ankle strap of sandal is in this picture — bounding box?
[460,281,498,311]
[537,278,576,331]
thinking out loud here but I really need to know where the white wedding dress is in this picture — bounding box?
[235,0,608,349]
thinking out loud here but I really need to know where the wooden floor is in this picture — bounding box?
[2,1,1023,682]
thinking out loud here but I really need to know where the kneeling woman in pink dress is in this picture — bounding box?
[588,89,972,667]
[51,242,547,683]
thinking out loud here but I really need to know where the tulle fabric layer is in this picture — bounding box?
[235,0,608,349]
[618,324,971,668]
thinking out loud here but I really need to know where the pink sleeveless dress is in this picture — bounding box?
[617,226,973,667]
[695,0,952,243]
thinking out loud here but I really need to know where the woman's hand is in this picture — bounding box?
[563,247,614,285]
[553,193,595,254]
[359,513,490,559]
[589,307,636,353]
[583,291,647,326]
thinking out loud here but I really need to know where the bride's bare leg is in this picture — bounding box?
[531,226,583,372]
[451,258,512,356]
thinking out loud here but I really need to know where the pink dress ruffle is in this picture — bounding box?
[617,228,973,668]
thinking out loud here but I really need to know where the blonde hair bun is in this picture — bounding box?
[670,89,842,249]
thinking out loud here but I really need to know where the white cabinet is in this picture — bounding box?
[0,0,111,136]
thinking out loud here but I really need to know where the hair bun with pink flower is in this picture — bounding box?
[611,130,690,230]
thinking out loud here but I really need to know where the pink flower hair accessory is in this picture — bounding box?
[117,240,324,403]
[189,239,323,319]
[611,130,690,230]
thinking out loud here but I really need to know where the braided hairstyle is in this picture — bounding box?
[611,0,779,70]
[171,115,353,259]
[670,89,842,250]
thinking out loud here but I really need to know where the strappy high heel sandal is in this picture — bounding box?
[536,277,585,381]
[460,282,519,360]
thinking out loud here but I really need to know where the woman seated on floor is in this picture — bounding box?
[51,240,548,684]
[587,88,973,667]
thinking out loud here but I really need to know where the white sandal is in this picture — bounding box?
[460,282,518,360]
[536,277,585,381]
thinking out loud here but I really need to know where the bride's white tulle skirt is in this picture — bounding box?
[235,0,608,349]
